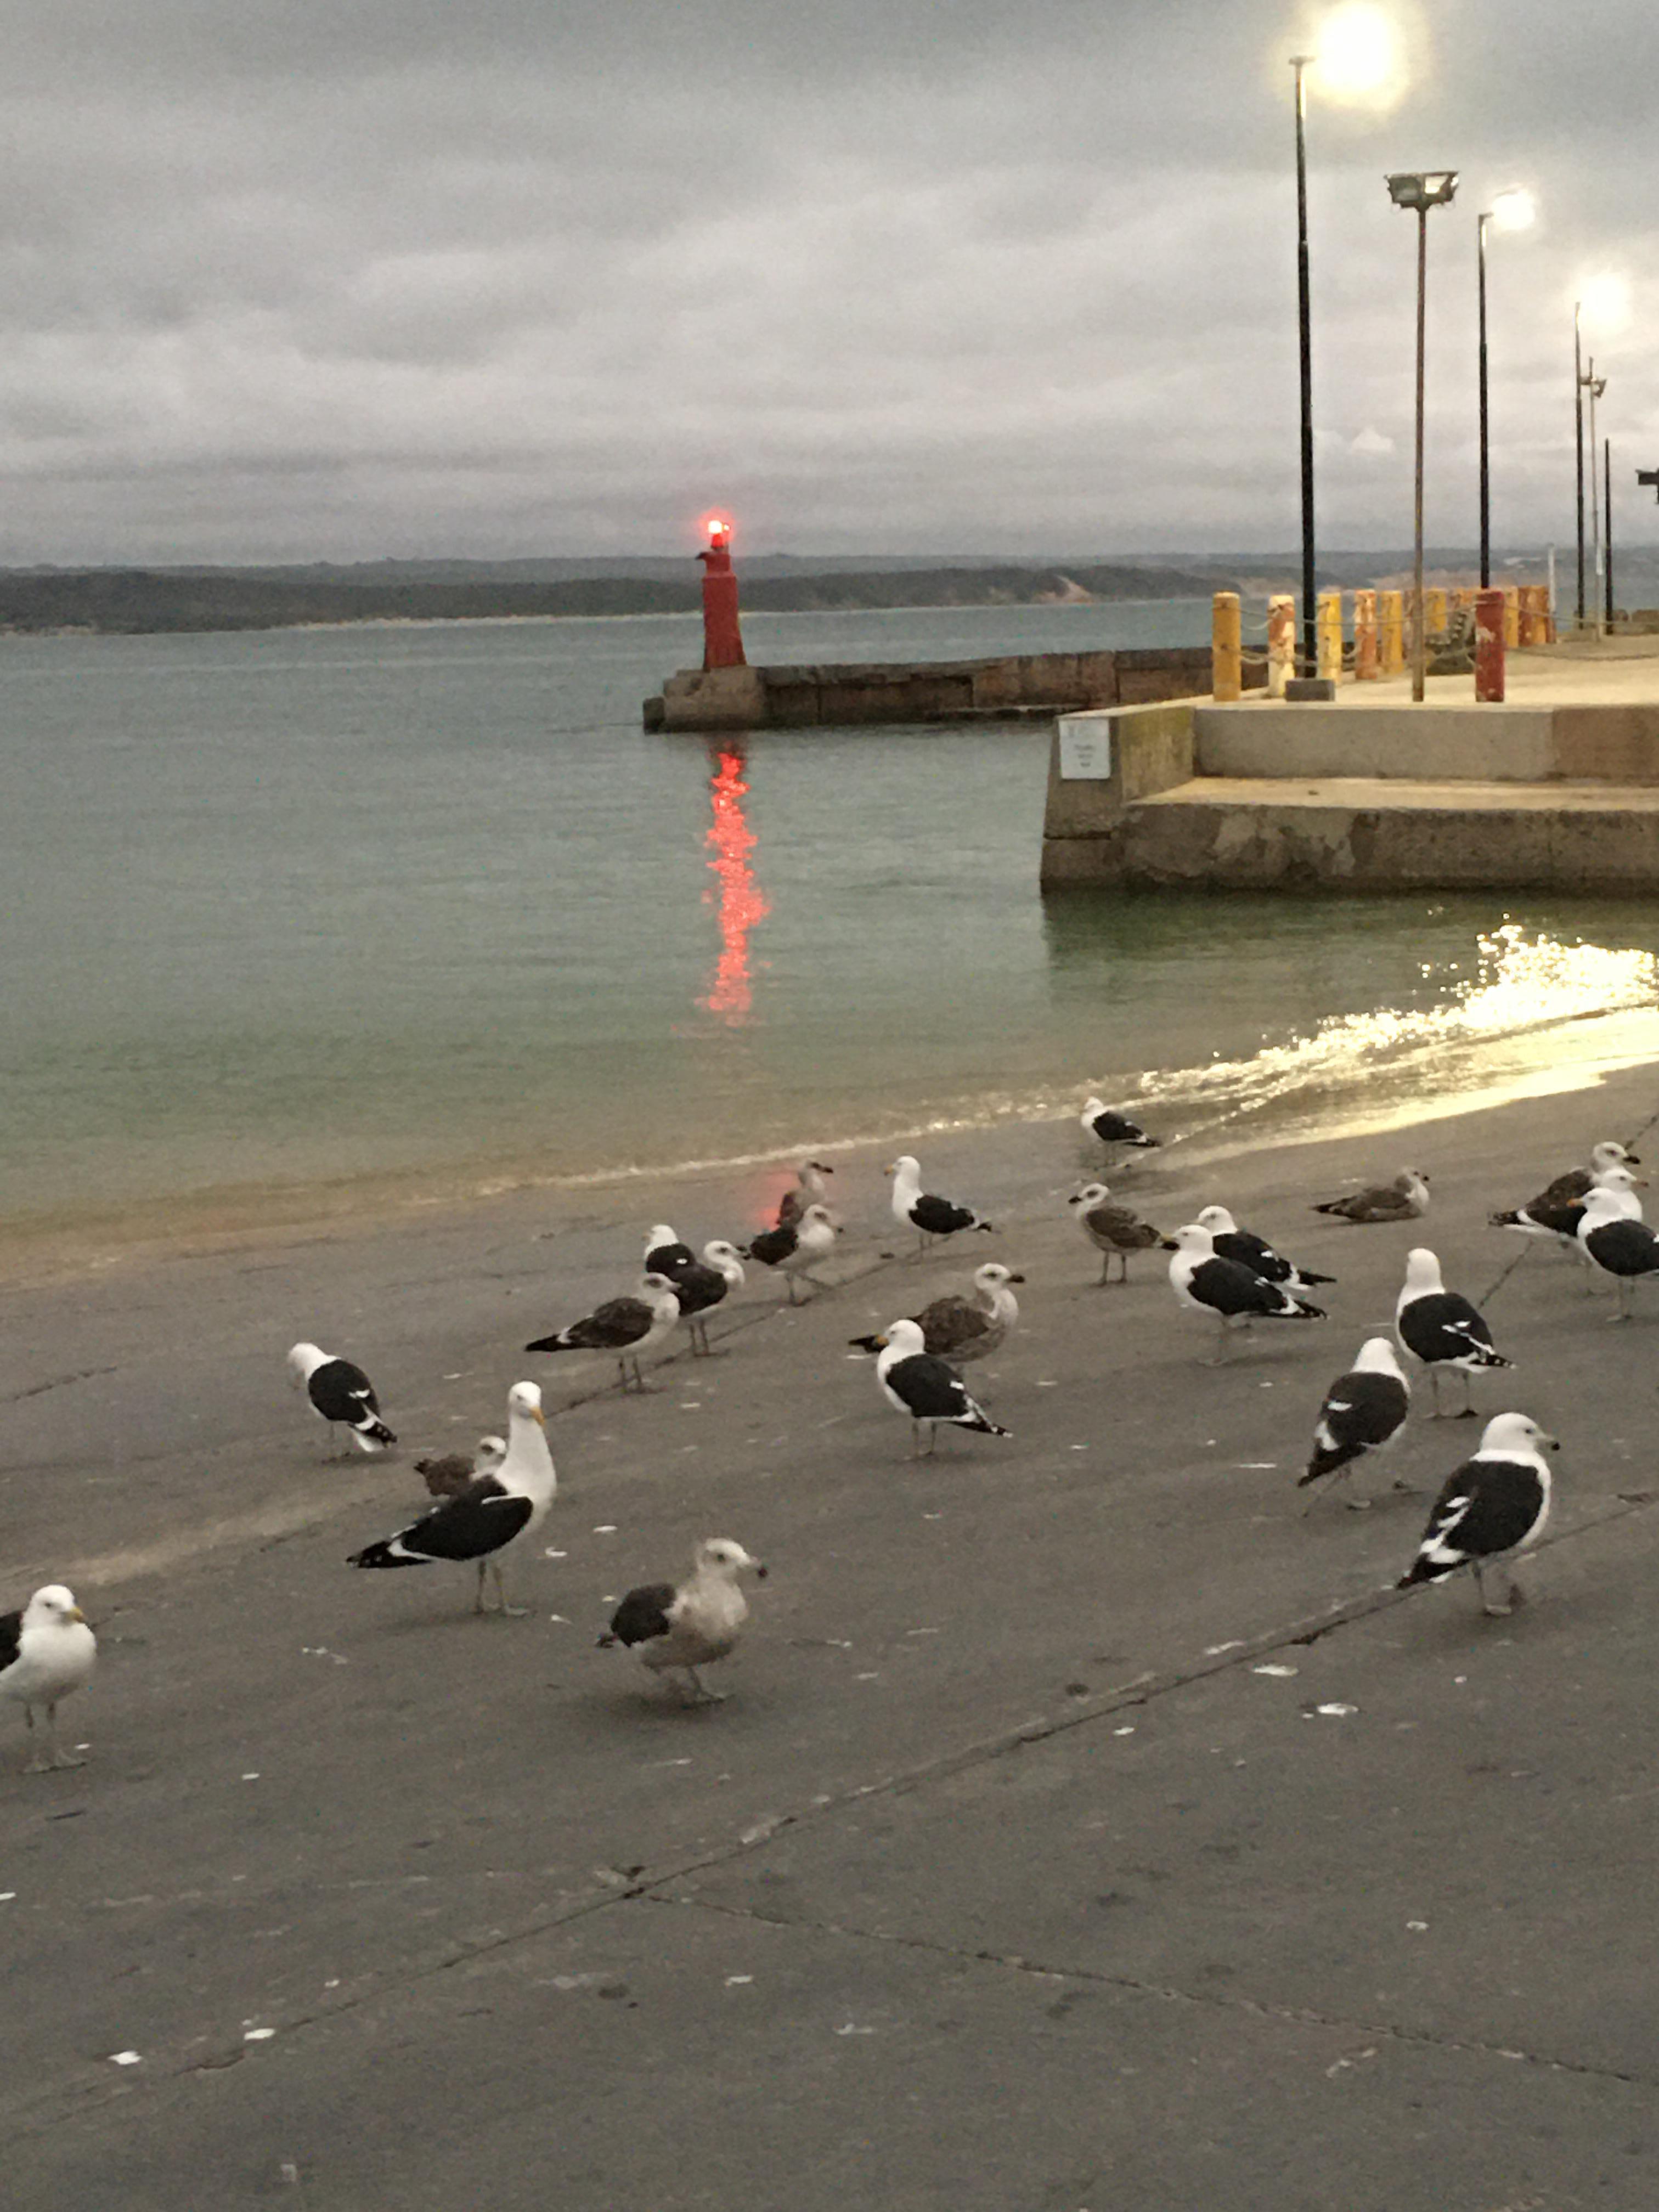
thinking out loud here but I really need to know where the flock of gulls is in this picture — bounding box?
[4,1104,1651,1769]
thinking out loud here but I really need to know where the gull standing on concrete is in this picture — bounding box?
[1165,1223,1325,1364]
[777,1160,836,1228]
[348,1381,555,1615]
[598,1538,768,1704]
[1525,1139,1641,1212]
[873,1319,1011,1456]
[1068,1183,1166,1284]
[1575,1192,1659,1319]
[287,1341,397,1456]
[1397,1413,1557,1616]
[1313,1170,1431,1224]
[887,1155,994,1259]
[850,1262,1023,1362]
[1,1585,97,1774]
[524,1273,682,1390]
[746,1203,837,1302]
[415,1434,507,1502]
[644,1229,746,1352]
[1079,1097,1161,1153]
[1489,1163,1643,1253]
[1195,1204,1335,1293]
[1394,1248,1511,1417]
[1298,1337,1411,1508]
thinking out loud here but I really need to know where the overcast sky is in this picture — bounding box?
[0,0,1652,563]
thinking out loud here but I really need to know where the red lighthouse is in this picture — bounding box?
[698,515,748,671]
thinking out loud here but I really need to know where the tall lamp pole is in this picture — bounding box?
[1585,364,1607,634]
[1574,302,1586,629]
[1476,191,1535,592]
[1387,170,1459,704]
[1605,437,1616,630]
[1291,56,1317,681]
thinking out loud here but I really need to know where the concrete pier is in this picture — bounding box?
[1042,640,1659,892]
[646,645,1260,731]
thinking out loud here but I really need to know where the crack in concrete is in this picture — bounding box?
[5,1483,1656,2148]
[644,1888,1659,2092]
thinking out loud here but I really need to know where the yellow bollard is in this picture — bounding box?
[1503,586,1520,648]
[1425,586,1449,647]
[1211,591,1242,703]
[1352,588,1379,681]
[1380,589,1406,676]
[1518,584,1545,647]
[1266,592,1295,698]
[1452,586,1476,614]
[1317,589,1344,682]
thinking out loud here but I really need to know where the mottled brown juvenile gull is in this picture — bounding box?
[1312,1169,1431,1224]
[598,1538,768,1704]
[850,1261,1022,1362]
[1068,1182,1165,1284]
[524,1273,682,1390]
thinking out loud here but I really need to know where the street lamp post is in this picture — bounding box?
[1291,54,1317,683]
[1585,364,1607,635]
[1387,170,1459,704]
[1574,303,1586,628]
[1476,189,1534,591]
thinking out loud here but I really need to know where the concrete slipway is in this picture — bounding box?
[1045,637,1659,891]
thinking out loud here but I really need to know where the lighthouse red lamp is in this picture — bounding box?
[698,514,748,671]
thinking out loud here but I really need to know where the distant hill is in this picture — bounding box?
[0,559,1227,635]
[0,545,1642,635]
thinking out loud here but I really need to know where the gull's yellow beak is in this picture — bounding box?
[531,1406,546,1425]
[67,1607,87,1624]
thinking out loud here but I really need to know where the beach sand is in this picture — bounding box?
[5,1060,1659,2204]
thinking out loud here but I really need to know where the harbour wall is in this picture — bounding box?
[1041,697,1659,894]
[645,646,1263,731]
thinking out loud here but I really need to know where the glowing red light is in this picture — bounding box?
[701,748,769,1020]
[705,514,731,546]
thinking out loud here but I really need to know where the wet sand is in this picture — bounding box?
[4,1059,1659,2205]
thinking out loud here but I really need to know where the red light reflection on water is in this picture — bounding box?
[701,747,770,1019]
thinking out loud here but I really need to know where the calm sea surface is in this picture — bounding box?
[3,599,1657,1268]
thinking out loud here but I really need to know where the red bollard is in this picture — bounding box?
[698,516,748,670]
[1475,587,1505,703]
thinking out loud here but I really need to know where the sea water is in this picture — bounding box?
[3,600,1656,1271]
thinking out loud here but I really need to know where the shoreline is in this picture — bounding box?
[3,998,1654,1297]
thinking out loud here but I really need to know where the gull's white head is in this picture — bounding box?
[703,1239,746,1280]
[26,1584,87,1627]
[1195,1205,1239,1236]
[646,1224,681,1251]
[1169,1223,1217,1255]
[695,1537,768,1580]
[798,1204,836,1231]
[1478,1412,1558,1458]
[1069,1183,1110,1209]
[882,1318,927,1355]
[1581,1189,1637,1221]
[887,1155,921,1182]
[639,1272,682,1306]
[476,1434,508,1469]
[286,1341,324,1387]
[1354,1336,1407,1379]
[1590,1165,1644,1192]
[974,1262,1024,1291]
[1590,1140,1634,1173]
[506,1380,545,1426]
[1402,1246,1444,1292]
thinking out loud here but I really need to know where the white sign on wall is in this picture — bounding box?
[1058,716,1114,780]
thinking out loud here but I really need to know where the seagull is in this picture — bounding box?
[887,1155,994,1258]
[1,1585,97,1774]
[778,1160,836,1228]
[286,1342,397,1456]
[415,1435,506,1502]
[524,1273,682,1390]
[1396,1413,1558,1615]
[1489,1164,1644,1256]
[348,1381,555,1615]
[1525,1139,1641,1212]
[1079,1097,1160,1151]
[1298,1338,1411,1508]
[1164,1223,1325,1364]
[1576,1192,1659,1319]
[849,1262,1023,1362]
[1394,1247,1511,1416]
[746,1203,837,1302]
[597,1538,768,1703]
[1313,1170,1431,1224]
[1194,1204,1336,1292]
[642,1223,700,1277]
[1068,1183,1165,1284]
[642,1230,746,1352]
[873,1318,1011,1456]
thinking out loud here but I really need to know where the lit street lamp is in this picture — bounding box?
[1476,188,1534,589]
[1387,169,1459,703]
